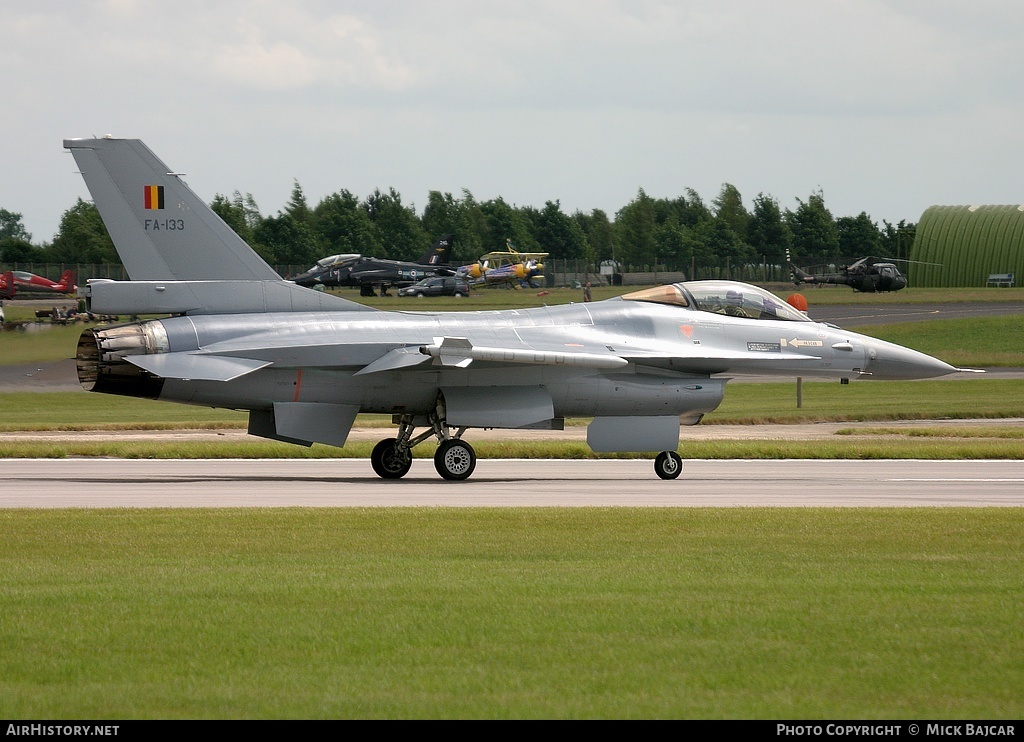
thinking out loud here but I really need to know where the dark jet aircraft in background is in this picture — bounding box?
[66,137,969,482]
[292,236,453,296]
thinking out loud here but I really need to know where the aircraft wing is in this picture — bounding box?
[477,251,549,262]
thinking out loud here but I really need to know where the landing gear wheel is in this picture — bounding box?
[654,451,682,480]
[371,438,412,479]
[434,439,477,481]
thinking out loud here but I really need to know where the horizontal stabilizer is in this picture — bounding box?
[83,278,375,315]
[125,352,271,381]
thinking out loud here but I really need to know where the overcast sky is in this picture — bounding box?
[2,0,1022,244]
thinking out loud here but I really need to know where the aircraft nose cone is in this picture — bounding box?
[863,338,959,380]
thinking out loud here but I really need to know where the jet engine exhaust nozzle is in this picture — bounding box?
[76,322,167,398]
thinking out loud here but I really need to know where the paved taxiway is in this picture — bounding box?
[2,458,1021,508]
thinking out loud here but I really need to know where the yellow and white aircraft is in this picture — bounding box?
[458,241,548,288]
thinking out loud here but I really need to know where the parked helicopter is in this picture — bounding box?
[788,252,938,293]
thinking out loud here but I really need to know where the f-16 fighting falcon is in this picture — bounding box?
[65,137,966,481]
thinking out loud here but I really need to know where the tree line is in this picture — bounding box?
[0,184,917,276]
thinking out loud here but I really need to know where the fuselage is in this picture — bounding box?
[77,282,957,427]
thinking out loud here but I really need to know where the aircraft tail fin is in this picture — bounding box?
[786,250,810,285]
[64,137,282,282]
[65,137,376,315]
[57,269,76,293]
[419,234,452,265]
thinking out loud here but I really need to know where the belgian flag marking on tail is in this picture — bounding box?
[143,185,164,210]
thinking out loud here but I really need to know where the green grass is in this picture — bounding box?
[0,392,248,430]
[0,508,1019,719]
[3,291,1022,720]
[860,315,1024,367]
[836,425,1024,439]
[0,323,85,364]
[708,378,1024,423]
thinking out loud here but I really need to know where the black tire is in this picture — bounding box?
[654,451,682,480]
[434,439,476,481]
[370,438,412,479]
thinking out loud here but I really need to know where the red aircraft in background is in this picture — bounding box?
[0,269,77,300]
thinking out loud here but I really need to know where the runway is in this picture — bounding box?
[2,458,1022,508]
[805,300,1024,327]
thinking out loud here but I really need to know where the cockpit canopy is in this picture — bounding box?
[315,253,360,268]
[621,280,810,322]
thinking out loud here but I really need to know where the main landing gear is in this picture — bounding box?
[370,398,679,482]
[370,404,477,481]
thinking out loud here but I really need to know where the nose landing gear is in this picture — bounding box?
[654,450,683,480]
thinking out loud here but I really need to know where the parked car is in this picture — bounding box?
[398,276,471,297]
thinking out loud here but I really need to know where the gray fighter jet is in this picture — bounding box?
[66,137,965,481]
